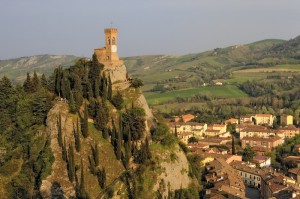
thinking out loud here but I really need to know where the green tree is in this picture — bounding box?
[122,107,146,140]
[23,72,34,92]
[242,146,256,162]
[82,103,89,138]
[107,76,113,101]
[57,113,63,147]
[130,78,144,88]
[78,160,89,199]
[67,143,75,182]
[74,124,81,152]
[62,137,67,161]
[111,91,124,110]
[69,91,76,113]
[88,155,96,175]
[32,71,40,91]
[232,136,236,155]
[40,74,48,88]
[116,130,122,160]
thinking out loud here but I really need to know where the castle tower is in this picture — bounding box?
[94,28,123,69]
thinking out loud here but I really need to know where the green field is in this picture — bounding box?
[144,85,248,105]
[272,64,300,70]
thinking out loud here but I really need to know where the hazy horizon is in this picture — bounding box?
[1,0,300,60]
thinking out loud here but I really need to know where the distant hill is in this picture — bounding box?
[1,35,300,88]
[0,55,79,83]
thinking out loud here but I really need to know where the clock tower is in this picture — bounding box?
[104,28,119,61]
[94,27,123,68]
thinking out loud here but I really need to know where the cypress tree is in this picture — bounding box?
[74,123,81,152]
[107,76,112,101]
[93,143,100,166]
[101,167,106,189]
[101,75,107,100]
[60,76,67,99]
[57,113,63,148]
[65,78,71,100]
[62,137,67,161]
[174,123,178,137]
[82,103,89,138]
[68,143,75,182]
[116,130,122,160]
[94,78,100,98]
[102,127,108,139]
[124,141,131,169]
[232,136,236,155]
[74,76,83,110]
[55,67,62,96]
[88,155,96,175]
[96,167,106,189]
[111,126,116,147]
[78,159,88,199]
[69,91,76,113]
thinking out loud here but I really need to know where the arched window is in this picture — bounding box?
[112,37,116,45]
[108,37,111,45]
[107,56,110,60]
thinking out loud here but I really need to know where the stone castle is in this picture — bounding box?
[94,28,127,83]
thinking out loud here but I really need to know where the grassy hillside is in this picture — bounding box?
[0,55,79,83]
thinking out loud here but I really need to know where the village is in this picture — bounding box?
[166,113,300,198]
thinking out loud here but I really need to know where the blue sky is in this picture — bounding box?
[1,0,300,59]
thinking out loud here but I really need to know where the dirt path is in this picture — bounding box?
[40,101,76,198]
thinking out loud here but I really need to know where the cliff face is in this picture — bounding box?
[103,64,127,83]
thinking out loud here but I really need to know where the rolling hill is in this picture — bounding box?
[1,36,300,107]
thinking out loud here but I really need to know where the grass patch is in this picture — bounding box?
[144,85,248,105]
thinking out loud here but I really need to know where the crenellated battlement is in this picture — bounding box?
[104,28,118,33]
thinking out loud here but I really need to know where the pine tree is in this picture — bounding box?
[23,72,34,92]
[57,113,63,148]
[41,74,48,88]
[32,71,40,91]
[82,103,89,138]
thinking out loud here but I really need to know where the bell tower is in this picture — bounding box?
[104,28,119,61]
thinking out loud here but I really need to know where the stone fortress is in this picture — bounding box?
[94,28,127,83]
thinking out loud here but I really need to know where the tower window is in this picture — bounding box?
[108,37,111,45]
[112,37,116,45]
[107,56,110,60]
